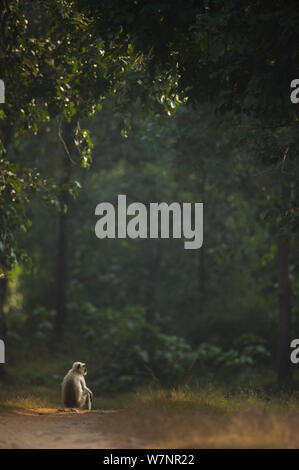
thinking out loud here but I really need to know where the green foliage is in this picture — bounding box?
[196,340,270,375]
[30,306,55,343]
[0,156,49,273]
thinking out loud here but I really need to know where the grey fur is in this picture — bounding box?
[61,361,93,410]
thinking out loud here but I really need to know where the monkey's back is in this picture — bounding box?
[62,374,80,408]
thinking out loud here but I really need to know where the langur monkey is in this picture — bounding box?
[61,362,93,410]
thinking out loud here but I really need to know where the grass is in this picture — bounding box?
[0,384,59,411]
[94,386,299,448]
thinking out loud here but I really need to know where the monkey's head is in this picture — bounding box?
[72,361,87,376]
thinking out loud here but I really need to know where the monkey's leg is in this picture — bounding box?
[80,391,91,410]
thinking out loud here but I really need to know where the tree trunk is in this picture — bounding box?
[197,172,206,314]
[198,245,206,313]
[52,119,74,347]
[52,183,70,346]
[0,275,7,378]
[277,234,292,383]
[146,241,161,324]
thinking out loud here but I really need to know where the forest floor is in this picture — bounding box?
[1,385,299,448]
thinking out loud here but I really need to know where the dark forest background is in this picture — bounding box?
[0,1,298,395]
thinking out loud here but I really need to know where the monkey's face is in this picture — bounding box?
[73,361,87,376]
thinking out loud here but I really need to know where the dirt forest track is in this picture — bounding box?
[2,393,299,449]
[0,408,137,449]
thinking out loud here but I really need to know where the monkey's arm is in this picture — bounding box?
[85,385,93,400]
[80,377,93,399]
